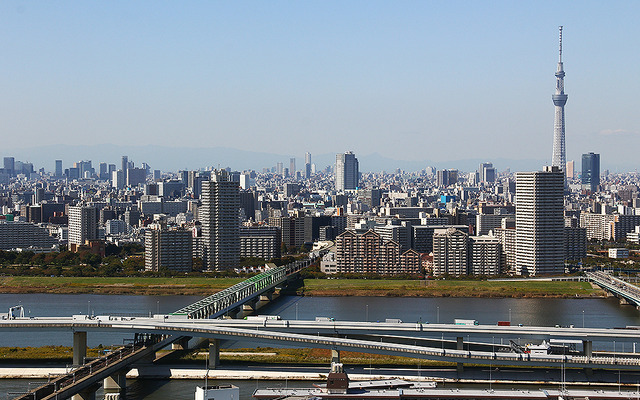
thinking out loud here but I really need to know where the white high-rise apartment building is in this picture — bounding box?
[200,170,240,270]
[515,165,565,276]
[335,151,359,191]
[68,205,98,246]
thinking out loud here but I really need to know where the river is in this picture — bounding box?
[1,293,640,399]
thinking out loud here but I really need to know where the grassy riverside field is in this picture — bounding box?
[0,276,603,298]
[300,279,603,298]
[0,346,449,367]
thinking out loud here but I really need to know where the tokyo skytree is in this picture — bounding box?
[551,26,567,171]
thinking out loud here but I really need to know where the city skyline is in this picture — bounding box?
[2,2,640,171]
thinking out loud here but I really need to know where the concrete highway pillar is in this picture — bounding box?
[456,337,464,373]
[104,371,127,397]
[71,383,100,400]
[73,331,87,366]
[209,339,220,368]
[583,340,593,357]
[331,349,340,364]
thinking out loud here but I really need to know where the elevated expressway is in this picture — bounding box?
[7,250,326,400]
[3,316,640,370]
[587,270,640,308]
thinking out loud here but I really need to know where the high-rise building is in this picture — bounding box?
[68,205,98,249]
[3,157,14,176]
[432,227,468,276]
[469,236,501,276]
[552,26,568,175]
[121,155,129,183]
[200,170,240,269]
[144,228,192,272]
[565,160,575,179]
[289,158,296,176]
[55,160,63,177]
[127,167,147,187]
[478,162,496,183]
[515,166,565,276]
[335,152,359,191]
[436,169,458,187]
[581,152,600,193]
[99,162,108,180]
[304,152,312,179]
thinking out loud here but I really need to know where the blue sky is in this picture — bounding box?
[2,1,639,170]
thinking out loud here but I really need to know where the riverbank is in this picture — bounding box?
[0,276,604,298]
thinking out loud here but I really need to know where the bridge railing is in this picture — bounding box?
[172,255,321,319]
[587,271,640,305]
[13,334,168,400]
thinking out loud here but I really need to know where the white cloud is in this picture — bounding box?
[599,129,639,136]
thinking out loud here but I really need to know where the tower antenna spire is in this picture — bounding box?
[558,26,563,63]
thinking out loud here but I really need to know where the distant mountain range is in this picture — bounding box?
[3,144,558,174]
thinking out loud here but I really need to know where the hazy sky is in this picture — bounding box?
[2,1,640,169]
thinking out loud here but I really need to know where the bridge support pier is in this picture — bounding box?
[209,339,220,368]
[243,299,257,310]
[259,289,274,302]
[73,331,87,366]
[172,336,191,350]
[331,349,340,364]
[583,340,592,357]
[456,337,464,373]
[71,383,100,400]
[104,371,127,398]
[225,307,241,319]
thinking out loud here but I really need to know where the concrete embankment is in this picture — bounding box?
[2,366,640,389]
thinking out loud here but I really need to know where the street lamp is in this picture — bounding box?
[365,304,368,322]
[437,306,440,324]
[509,308,511,323]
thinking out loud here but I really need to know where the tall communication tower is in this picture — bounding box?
[552,26,567,172]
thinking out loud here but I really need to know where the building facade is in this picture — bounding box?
[581,152,600,193]
[68,205,98,249]
[432,228,468,276]
[515,166,565,275]
[200,171,240,270]
[144,229,193,272]
[239,226,281,260]
[335,152,359,191]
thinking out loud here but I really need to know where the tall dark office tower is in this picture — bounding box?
[335,152,359,191]
[581,152,600,193]
[304,152,311,178]
[99,163,108,180]
[3,157,14,176]
[200,170,240,270]
[55,160,63,177]
[552,26,568,173]
[121,156,128,183]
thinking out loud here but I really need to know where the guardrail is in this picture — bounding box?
[587,271,640,306]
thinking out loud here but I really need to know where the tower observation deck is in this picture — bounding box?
[552,26,567,172]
